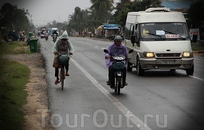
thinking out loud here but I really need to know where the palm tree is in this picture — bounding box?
[90,0,114,23]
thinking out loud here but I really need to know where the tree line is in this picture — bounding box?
[0,0,203,39]
[67,0,161,34]
[0,3,35,38]
[67,0,204,39]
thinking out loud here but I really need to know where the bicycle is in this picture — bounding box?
[57,53,69,90]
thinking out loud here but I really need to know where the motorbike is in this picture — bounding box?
[104,49,126,95]
[53,34,57,42]
[44,33,48,41]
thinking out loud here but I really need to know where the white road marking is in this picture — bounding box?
[71,58,151,130]
[189,76,204,82]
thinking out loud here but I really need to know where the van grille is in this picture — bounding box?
[156,53,181,58]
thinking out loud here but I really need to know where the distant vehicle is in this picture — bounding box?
[124,7,194,76]
[104,23,121,40]
[51,28,59,37]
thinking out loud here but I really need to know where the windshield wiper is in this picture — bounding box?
[145,32,166,40]
[146,32,162,38]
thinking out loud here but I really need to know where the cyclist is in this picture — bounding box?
[104,35,128,87]
[52,30,74,85]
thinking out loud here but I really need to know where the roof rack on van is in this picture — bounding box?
[145,7,170,12]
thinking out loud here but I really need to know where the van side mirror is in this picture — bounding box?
[129,49,133,54]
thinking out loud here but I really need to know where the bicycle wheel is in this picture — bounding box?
[60,66,65,90]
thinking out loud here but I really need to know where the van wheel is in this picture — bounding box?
[127,61,132,72]
[136,59,144,76]
[186,64,194,75]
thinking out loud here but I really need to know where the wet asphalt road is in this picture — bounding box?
[39,36,204,130]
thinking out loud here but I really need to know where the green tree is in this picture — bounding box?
[113,0,161,27]
[90,0,114,23]
[112,0,132,26]
[0,3,32,35]
[187,0,204,28]
[187,0,204,39]
[68,7,92,34]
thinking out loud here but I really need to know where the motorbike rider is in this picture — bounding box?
[105,35,128,87]
[52,30,74,85]
[52,30,58,40]
[19,31,25,41]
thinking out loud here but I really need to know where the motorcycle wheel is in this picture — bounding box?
[115,77,121,95]
[114,77,117,93]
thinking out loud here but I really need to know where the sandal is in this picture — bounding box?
[54,79,59,85]
[66,71,69,76]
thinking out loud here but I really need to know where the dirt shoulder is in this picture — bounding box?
[1,53,52,130]
[193,50,204,57]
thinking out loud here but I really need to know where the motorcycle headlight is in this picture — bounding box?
[182,51,193,57]
[143,52,155,58]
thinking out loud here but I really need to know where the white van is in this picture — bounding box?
[124,7,194,76]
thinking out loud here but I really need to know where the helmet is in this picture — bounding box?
[114,35,123,42]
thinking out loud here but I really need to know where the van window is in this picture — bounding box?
[135,24,139,38]
[140,23,189,40]
[124,23,135,40]
[124,23,131,40]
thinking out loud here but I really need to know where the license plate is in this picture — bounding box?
[161,60,175,64]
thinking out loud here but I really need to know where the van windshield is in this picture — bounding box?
[140,23,189,40]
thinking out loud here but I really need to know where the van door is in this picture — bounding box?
[129,24,137,64]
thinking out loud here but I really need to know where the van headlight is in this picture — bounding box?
[182,51,193,57]
[143,52,155,58]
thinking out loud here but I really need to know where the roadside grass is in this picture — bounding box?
[0,41,32,129]
[0,41,32,54]
[0,59,30,129]
[192,46,204,51]
[192,45,204,57]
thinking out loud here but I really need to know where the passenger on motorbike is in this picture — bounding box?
[105,35,128,87]
[52,30,74,85]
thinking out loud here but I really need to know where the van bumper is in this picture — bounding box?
[140,58,194,70]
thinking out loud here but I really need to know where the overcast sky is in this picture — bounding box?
[0,0,120,26]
